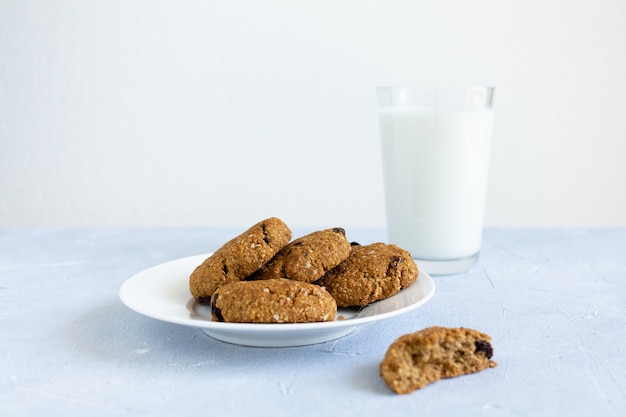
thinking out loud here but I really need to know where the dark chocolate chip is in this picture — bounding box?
[350,241,361,246]
[198,296,212,305]
[332,227,346,236]
[389,256,403,268]
[210,293,225,322]
[384,256,404,277]
[261,223,271,245]
[474,340,493,359]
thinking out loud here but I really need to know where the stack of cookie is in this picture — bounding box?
[188,217,419,324]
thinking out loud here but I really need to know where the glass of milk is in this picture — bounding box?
[377,86,494,275]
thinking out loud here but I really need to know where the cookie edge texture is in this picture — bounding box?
[210,278,337,323]
[189,217,292,302]
[249,227,352,283]
[315,242,418,307]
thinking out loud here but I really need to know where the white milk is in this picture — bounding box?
[379,107,493,260]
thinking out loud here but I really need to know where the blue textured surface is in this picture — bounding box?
[1,228,625,416]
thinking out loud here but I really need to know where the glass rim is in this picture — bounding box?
[377,86,495,110]
[376,86,495,93]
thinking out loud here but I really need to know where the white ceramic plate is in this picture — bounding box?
[119,253,436,347]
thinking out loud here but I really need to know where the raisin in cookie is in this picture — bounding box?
[189,217,292,303]
[379,327,497,394]
[210,278,337,323]
[248,227,351,283]
[315,242,418,307]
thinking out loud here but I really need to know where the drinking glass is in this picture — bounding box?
[377,86,495,275]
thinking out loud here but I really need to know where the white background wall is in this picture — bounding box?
[1,0,625,229]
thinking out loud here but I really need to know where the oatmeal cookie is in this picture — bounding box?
[248,227,351,283]
[315,242,418,307]
[189,217,292,303]
[210,278,337,323]
[379,326,497,394]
